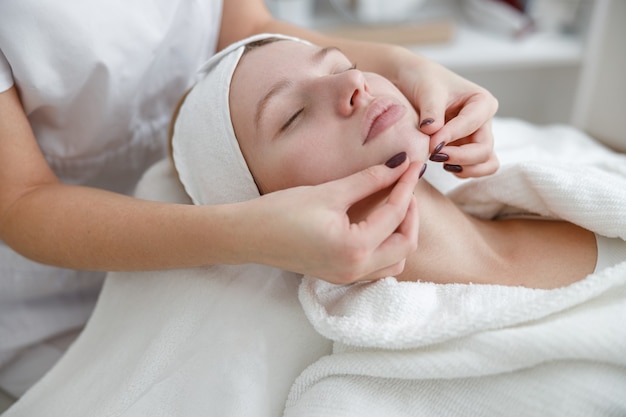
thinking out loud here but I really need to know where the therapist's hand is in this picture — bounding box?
[397,54,500,178]
[242,157,422,285]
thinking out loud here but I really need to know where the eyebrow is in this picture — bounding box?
[313,46,342,65]
[254,46,345,131]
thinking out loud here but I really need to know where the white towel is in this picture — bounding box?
[286,118,626,417]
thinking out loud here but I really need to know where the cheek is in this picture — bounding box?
[261,139,350,191]
[275,143,333,188]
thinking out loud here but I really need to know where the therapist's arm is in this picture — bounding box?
[0,86,418,283]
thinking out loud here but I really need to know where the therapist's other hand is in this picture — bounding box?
[397,55,500,178]
[243,157,421,285]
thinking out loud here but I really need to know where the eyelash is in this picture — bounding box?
[279,63,356,132]
[281,108,303,132]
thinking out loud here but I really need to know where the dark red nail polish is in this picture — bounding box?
[433,141,445,154]
[419,118,434,128]
[429,153,449,162]
[385,152,407,168]
[444,164,463,173]
[418,163,428,179]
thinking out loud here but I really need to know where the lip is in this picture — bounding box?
[362,98,407,145]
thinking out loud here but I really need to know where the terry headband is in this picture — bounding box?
[171,33,311,206]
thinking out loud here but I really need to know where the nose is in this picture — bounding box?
[332,70,368,117]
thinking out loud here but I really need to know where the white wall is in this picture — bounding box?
[572,0,626,151]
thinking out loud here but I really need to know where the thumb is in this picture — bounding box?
[325,152,411,209]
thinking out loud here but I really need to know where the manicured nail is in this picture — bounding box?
[433,141,445,154]
[444,164,463,173]
[385,152,407,168]
[419,118,434,128]
[429,153,449,162]
[418,163,428,179]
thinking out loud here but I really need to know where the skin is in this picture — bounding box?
[230,41,430,194]
[0,0,498,285]
[230,41,598,289]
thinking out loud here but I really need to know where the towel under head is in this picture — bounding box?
[171,33,311,206]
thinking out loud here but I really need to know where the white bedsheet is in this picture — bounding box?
[5,118,626,416]
[3,159,332,417]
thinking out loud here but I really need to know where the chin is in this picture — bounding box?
[393,139,427,164]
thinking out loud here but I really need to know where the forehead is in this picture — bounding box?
[230,40,350,111]
[231,40,318,103]
[230,41,321,125]
[240,40,318,74]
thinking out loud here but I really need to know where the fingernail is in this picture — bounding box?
[429,153,449,162]
[418,163,428,179]
[433,141,445,154]
[419,118,434,128]
[444,164,463,173]
[385,152,407,168]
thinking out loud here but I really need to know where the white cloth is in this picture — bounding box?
[0,49,12,92]
[596,234,626,273]
[287,118,626,417]
[3,158,332,417]
[7,35,325,414]
[171,33,310,206]
[0,0,222,396]
[5,118,626,416]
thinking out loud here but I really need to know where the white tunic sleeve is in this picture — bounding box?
[0,48,14,93]
[0,0,223,398]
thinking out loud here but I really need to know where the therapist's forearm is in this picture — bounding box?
[257,19,422,88]
[0,183,250,271]
[218,1,421,86]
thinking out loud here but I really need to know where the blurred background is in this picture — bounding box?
[265,0,625,151]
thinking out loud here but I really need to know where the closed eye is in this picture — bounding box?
[335,63,357,74]
[281,108,304,132]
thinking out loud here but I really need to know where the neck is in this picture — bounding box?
[348,180,505,284]
[348,176,597,288]
[357,180,597,289]
[395,180,506,284]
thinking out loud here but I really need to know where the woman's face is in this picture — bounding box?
[230,40,429,194]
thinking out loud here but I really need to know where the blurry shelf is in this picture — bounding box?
[319,20,455,45]
[273,0,599,125]
[300,0,588,73]
[411,25,585,71]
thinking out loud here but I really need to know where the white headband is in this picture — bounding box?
[171,33,311,205]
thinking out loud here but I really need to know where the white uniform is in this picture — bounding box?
[0,0,222,396]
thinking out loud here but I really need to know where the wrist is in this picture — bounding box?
[209,197,287,268]
[383,45,423,85]
[201,200,260,266]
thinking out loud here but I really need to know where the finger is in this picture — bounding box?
[413,84,447,135]
[323,154,411,211]
[357,196,419,281]
[450,153,500,179]
[358,260,406,282]
[437,123,497,177]
[352,162,421,249]
[430,91,498,145]
[325,161,420,282]
[394,194,419,248]
[442,140,492,166]
[429,135,447,155]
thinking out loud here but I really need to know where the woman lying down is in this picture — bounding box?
[171,33,626,290]
[169,34,626,416]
